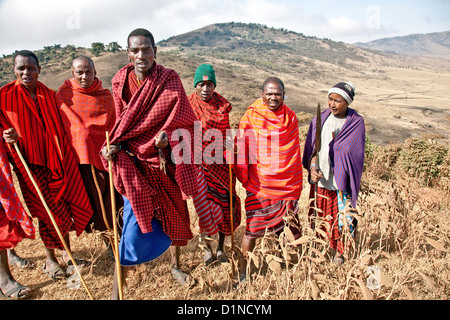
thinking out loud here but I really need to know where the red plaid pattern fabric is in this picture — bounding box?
[0,80,94,246]
[102,63,198,234]
[136,159,192,245]
[13,164,75,249]
[308,186,349,254]
[0,139,35,250]
[56,78,116,170]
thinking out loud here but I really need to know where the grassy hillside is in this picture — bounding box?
[1,22,449,145]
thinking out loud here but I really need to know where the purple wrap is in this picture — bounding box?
[302,108,365,207]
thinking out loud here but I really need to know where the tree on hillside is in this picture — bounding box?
[106,42,122,53]
[91,42,105,56]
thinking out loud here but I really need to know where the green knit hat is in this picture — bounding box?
[194,64,216,88]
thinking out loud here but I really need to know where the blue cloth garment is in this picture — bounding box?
[337,190,355,235]
[119,196,172,266]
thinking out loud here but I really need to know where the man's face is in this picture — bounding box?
[328,93,349,118]
[72,59,96,89]
[13,55,40,90]
[127,35,157,76]
[262,82,284,111]
[195,81,215,101]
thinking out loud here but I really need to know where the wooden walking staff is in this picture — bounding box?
[106,131,123,300]
[227,134,236,277]
[91,165,112,232]
[313,103,321,231]
[13,143,95,300]
[228,164,234,250]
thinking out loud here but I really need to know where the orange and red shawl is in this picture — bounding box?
[0,138,35,250]
[0,80,93,236]
[56,77,116,170]
[101,63,198,234]
[233,98,303,200]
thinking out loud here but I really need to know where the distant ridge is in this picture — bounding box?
[354,30,450,57]
[1,22,449,145]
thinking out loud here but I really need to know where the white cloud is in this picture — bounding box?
[0,0,449,56]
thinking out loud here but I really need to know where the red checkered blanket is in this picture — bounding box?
[102,63,198,233]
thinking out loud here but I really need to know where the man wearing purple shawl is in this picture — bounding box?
[303,82,365,265]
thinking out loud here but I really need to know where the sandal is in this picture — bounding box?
[65,258,92,275]
[171,267,191,286]
[216,250,229,263]
[203,247,216,266]
[333,253,345,266]
[42,263,67,281]
[233,273,247,291]
[8,255,32,269]
[0,284,33,300]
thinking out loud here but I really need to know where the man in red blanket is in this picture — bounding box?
[56,56,123,242]
[101,28,198,299]
[188,64,241,266]
[0,50,94,281]
[0,138,35,299]
[230,77,303,284]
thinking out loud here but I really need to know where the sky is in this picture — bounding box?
[1,0,449,56]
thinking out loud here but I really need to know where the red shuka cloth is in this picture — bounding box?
[0,139,35,250]
[233,98,303,200]
[56,78,116,170]
[188,91,241,235]
[102,63,198,234]
[0,80,93,248]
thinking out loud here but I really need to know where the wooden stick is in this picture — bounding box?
[106,131,123,300]
[91,165,112,232]
[228,163,234,249]
[228,138,236,277]
[313,103,321,232]
[13,143,95,300]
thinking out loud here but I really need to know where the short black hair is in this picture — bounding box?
[127,28,155,48]
[14,50,39,67]
[72,55,95,67]
[262,77,285,92]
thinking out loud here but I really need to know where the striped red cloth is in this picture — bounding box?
[234,98,303,200]
[308,186,354,254]
[0,139,35,250]
[102,63,198,234]
[56,78,116,170]
[188,91,241,236]
[0,80,93,248]
[244,191,299,239]
[192,165,241,236]
[192,166,223,235]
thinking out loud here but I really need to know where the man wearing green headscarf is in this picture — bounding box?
[188,64,241,266]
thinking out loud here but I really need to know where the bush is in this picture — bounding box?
[399,138,449,187]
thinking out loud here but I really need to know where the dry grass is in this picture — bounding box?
[3,134,448,301]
